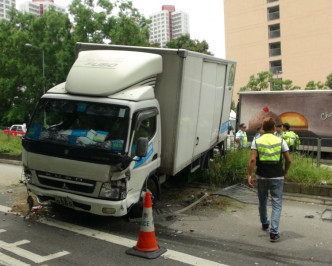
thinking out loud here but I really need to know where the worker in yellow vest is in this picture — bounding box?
[248,117,291,242]
[235,123,248,148]
[282,123,300,152]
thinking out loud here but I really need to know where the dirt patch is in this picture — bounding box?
[6,181,237,220]
[6,184,49,221]
[156,182,238,216]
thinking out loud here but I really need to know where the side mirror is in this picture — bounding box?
[135,137,148,158]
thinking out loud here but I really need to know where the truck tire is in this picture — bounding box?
[127,177,160,219]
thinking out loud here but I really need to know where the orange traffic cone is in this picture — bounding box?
[126,191,167,259]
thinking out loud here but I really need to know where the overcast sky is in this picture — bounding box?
[16,0,226,58]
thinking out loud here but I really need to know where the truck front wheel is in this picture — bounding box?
[127,177,160,219]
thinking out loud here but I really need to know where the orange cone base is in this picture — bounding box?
[126,245,167,259]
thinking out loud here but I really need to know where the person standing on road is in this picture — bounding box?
[248,117,291,242]
[235,123,248,148]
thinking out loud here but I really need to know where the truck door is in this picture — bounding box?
[127,108,161,203]
[193,62,225,157]
[219,63,236,140]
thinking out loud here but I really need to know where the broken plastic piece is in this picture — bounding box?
[31,205,43,212]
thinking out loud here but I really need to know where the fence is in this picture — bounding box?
[225,134,332,167]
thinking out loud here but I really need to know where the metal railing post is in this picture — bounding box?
[317,138,321,167]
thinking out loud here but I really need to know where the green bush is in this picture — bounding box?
[0,132,23,155]
[200,148,250,187]
[287,153,332,185]
[199,149,332,187]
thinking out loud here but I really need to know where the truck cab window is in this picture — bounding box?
[131,115,156,156]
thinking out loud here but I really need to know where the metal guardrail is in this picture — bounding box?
[225,134,332,167]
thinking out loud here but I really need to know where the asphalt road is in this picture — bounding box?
[1,162,332,266]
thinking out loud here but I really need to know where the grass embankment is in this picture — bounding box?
[0,132,22,155]
[198,149,332,186]
[1,131,332,186]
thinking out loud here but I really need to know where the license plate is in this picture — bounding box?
[55,197,74,208]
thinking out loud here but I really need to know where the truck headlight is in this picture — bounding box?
[99,180,127,200]
[24,166,32,183]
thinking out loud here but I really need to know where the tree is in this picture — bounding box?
[165,34,212,55]
[0,8,74,125]
[326,73,332,89]
[240,71,273,91]
[305,80,328,90]
[69,0,151,46]
[0,0,151,125]
[241,71,303,91]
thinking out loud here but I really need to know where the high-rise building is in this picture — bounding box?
[149,5,189,47]
[19,0,65,16]
[0,0,16,20]
[224,0,332,99]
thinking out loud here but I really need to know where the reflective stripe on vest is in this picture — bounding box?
[256,133,282,162]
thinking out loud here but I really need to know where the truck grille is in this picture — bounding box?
[36,171,96,193]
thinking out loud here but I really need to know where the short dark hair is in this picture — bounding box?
[239,123,246,128]
[282,123,290,130]
[276,124,282,127]
[262,117,275,131]
[257,126,262,131]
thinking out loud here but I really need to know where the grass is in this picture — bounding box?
[0,132,23,155]
[287,153,332,185]
[1,130,332,186]
[194,148,332,187]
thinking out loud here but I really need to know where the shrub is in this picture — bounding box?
[194,149,332,187]
[199,149,250,187]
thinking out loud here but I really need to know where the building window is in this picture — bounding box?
[270,60,282,74]
[267,5,280,21]
[267,0,278,3]
[268,23,280,38]
[269,42,281,57]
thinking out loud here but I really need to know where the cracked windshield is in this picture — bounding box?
[26,98,129,152]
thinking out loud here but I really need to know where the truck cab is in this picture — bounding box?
[23,50,162,216]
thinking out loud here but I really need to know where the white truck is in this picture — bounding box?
[22,43,236,216]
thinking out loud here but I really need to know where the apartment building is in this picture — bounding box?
[0,0,16,20]
[224,0,332,99]
[149,5,189,47]
[19,0,65,16]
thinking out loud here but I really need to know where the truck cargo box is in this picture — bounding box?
[77,43,236,175]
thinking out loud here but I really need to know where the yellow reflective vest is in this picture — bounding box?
[282,131,300,147]
[237,130,248,148]
[255,133,284,178]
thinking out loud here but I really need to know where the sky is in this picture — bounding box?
[16,0,226,58]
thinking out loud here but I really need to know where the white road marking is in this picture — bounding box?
[0,205,11,213]
[0,252,30,266]
[0,204,228,266]
[0,229,69,264]
[41,218,227,266]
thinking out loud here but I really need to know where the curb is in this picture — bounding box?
[284,182,332,198]
[284,193,332,206]
[0,158,22,166]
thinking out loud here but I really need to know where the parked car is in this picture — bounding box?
[3,124,27,137]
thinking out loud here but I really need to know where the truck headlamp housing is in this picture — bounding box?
[99,180,127,200]
[23,166,32,183]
